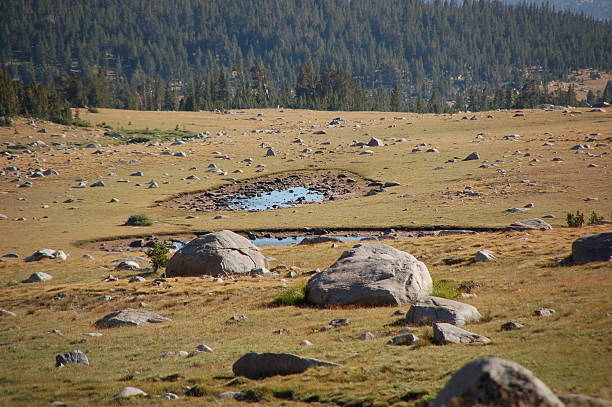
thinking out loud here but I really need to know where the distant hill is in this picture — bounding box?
[1,0,610,99]
[500,0,612,21]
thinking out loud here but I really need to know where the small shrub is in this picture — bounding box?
[431,280,460,299]
[124,214,153,226]
[269,284,308,306]
[566,210,585,227]
[147,242,169,272]
[588,211,603,225]
[128,136,151,144]
[1,116,13,127]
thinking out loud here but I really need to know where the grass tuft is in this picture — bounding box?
[431,280,461,299]
[269,284,309,306]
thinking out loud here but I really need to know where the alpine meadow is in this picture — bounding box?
[0,1,611,407]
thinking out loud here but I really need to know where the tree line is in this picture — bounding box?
[2,64,611,126]
[1,0,610,104]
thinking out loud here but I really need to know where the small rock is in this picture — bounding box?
[433,322,490,345]
[55,350,89,367]
[474,250,495,262]
[23,272,53,283]
[501,321,524,331]
[534,307,555,317]
[387,333,419,346]
[114,387,147,398]
[357,332,375,341]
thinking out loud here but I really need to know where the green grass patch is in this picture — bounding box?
[269,284,308,306]
[431,280,461,299]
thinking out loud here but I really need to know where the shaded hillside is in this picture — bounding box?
[1,0,611,96]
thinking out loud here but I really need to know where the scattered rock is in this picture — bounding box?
[114,387,147,398]
[429,357,564,407]
[501,321,524,331]
[55,350,89,367]
[433,322,490,345]
[94,309,171,328]
[533,307,555,317]
[572,233,611,265]
[508,218,553,231]
[0,308,16,317]
[232,352,339,379]
[166,230,268,277]
[23,272,53,283]
[367,137,383,147]
[357,332,375,341]
[405,296,482,326]
[387,333,419,345]
[307,242,432,306]
[474,250,495,262]
[463,152,480,161]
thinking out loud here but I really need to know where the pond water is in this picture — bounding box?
[251,235,366,247]
[227,187,324,211]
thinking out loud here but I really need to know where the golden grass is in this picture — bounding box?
[0,108,611,406]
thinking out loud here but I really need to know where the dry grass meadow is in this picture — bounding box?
[0,107,611,406]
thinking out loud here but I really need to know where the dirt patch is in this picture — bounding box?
[166,170,374,212]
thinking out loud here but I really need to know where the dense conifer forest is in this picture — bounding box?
[0,0,611,116]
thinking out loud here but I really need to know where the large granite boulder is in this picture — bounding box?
[572,233,612,265]
[306,242,432,306]
[405,296,482,326]
[232,352,339,379]
[166,230,267,277]
[94,309,171,328]
[429,357,564,407]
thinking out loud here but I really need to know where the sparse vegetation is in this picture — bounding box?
[431,280,461,299]
[567,210,585,227]
[588,211,604,225]
[269,284,308,306]
[124,214,153,226]
[146,242,169,272]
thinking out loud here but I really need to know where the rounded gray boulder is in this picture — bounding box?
[572,233,612,265]
[307,242,432,306]
[232,352,339,379]
[430,357,564,407]
[166,230,267,277]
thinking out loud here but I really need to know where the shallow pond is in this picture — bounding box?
[251,235,366,247]
[227,186,324,211]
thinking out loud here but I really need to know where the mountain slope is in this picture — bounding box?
[1,0,610,92]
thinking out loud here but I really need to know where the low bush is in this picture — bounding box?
[588,211,604,225]
[128,136,151,144]
[566,210,585,227]
[124,214,153,226]
[269,284,308,306]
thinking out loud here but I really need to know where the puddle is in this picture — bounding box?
[228,187,324,211]
[166,170,373,212]
[251,235,366,247]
